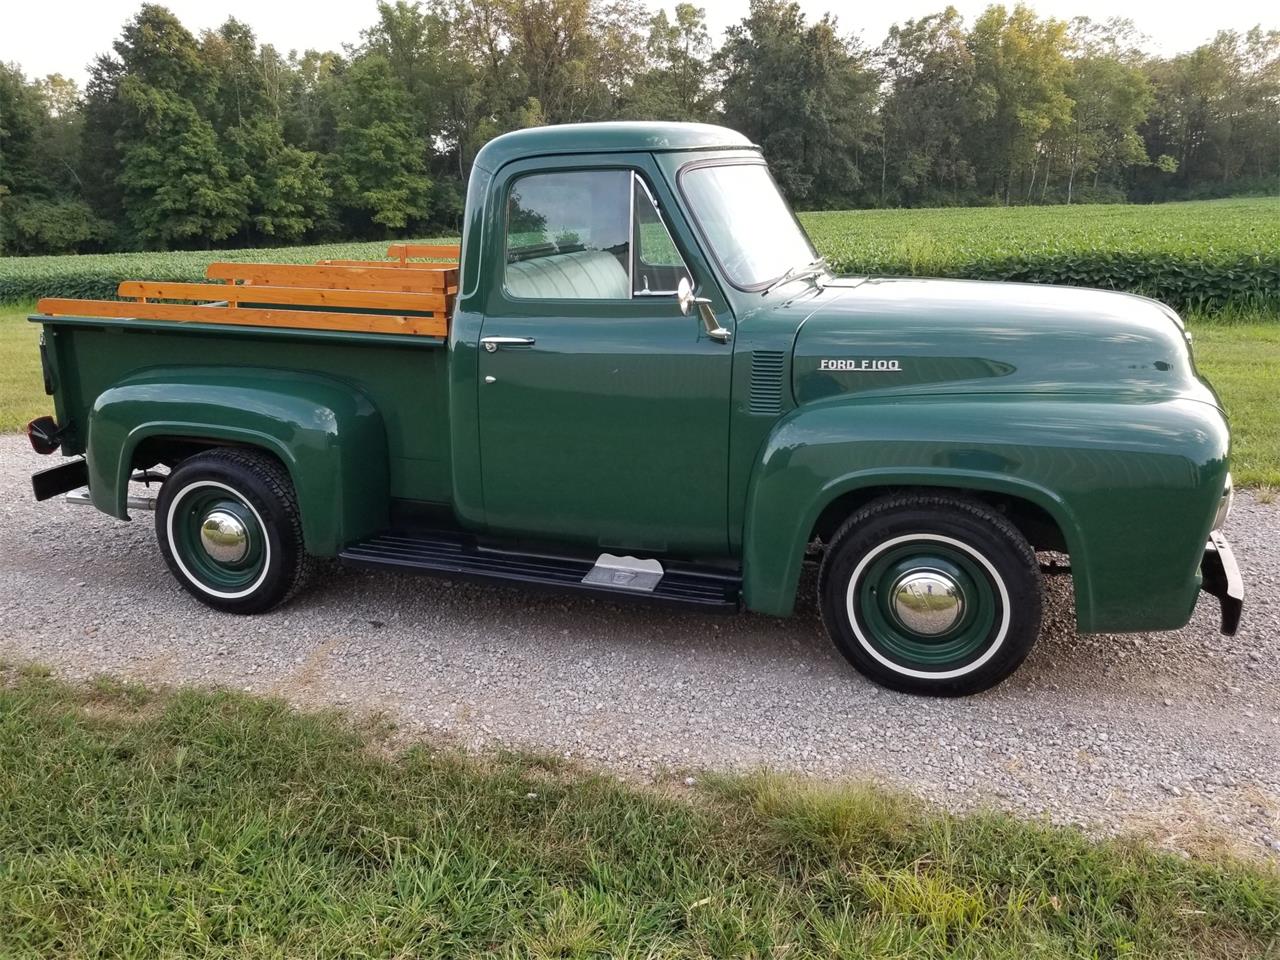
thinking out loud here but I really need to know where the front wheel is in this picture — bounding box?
[155,448,310,614]
[819,493,1043,696]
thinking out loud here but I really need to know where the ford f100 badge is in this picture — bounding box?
[819,359,902,371]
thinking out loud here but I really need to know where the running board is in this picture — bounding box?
[338,531,740,611]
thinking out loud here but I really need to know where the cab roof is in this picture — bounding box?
[472,122,758,174]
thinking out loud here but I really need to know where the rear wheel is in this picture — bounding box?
[155,448,309,614]
[819,493,1042,696]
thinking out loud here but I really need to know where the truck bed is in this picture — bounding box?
[33,244,462,504]
[37,243,459,338]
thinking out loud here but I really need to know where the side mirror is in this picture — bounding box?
[677,276,731,343]
[676,276,697,316]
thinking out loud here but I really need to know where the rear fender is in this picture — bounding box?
[87,367,388,555]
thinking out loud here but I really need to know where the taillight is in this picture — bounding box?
[26,416,61,455]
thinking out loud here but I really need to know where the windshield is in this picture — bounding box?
[681,162,818,289]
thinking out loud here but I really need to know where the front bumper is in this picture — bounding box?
[1201,531,1244,635]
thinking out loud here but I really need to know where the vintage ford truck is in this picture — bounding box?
[26,121,1243,696]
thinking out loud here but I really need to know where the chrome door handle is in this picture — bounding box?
[480,336,535,353]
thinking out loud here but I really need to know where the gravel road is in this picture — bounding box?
[1,433,1276,858]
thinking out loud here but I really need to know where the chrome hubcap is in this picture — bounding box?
[890,569,964,636]
[199,509,250,564]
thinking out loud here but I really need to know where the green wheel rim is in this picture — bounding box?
[169,484,267,596]
[853,540,1000,671]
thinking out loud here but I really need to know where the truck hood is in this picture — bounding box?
[786,276,1220,408]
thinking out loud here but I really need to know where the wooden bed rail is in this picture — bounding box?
[35,297,447,337]
[207,262,458,293]
[35,250,461,338]
[117,281,450,314]
[387,242,460,263]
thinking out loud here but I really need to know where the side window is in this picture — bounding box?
[632,177,692,296]
[504,170,631,300]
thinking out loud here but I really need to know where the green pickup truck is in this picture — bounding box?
[26,121,1242,696]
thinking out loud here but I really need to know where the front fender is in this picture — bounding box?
[87,367,388,555]
[742,394,1229,633]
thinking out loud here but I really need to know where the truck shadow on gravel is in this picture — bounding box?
[291,556,1219,702]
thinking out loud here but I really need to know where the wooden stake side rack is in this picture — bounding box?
[36,243,461,338]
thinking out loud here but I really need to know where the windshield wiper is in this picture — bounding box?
[763,257,829,295]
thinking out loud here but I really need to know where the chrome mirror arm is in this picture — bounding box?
[677,276,731,342]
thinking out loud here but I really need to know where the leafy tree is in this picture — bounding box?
[1060,18,1152,202]
[0,64,108,253]
[496,0,647,123]
[431,0,536,180]
[1,197,110,254]
[279,49,345,156]
[32,74,87,197]
[1138,28,1279,199]
[200,18,274,130]
[113,3,212,106]
[224,118,331,242]
[116,79,249,245]
[99,5,251,247]
[0,63,47,198]
[624,4,716,120]
[718,0,878,207]
[80,54,129,232]
[362,0,452,136]
[331,55,433,233]
[0,64,51,252]
[195,19,332,244]
[966,4,1074,203]
[875,7,979,205]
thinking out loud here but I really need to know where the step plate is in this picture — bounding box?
[339,531,741,611]
[582,554,664,592]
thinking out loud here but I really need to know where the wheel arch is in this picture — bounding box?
[743,467,1088,619]
[86,366,389,555]
[811,484,1071,555]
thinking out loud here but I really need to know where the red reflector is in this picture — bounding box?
[27,416,61,455]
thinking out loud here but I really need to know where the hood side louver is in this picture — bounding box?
[748,350,786,415]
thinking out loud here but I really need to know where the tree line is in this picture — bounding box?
[1,0,1277,255]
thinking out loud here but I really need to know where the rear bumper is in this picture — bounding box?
[31,457,88,502]
[1201,531,1244,635]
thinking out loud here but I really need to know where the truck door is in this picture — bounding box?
[476,158,733,555]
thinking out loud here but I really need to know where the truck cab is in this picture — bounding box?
[27,121,1243,696]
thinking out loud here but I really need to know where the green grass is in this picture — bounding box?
[1,663,1276,958]
[0,302,42,432]
[1191,320,1280,488]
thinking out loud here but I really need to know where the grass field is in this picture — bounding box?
[803,197,1280,312]
[3,303,1276,486]
[1192,323,1280,488]
[802,197,1280,269]
[1,663,1275,958]
[0,305,41,434]
[2,198,1277,310]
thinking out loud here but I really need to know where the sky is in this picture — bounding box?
[2,0,1276,86]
